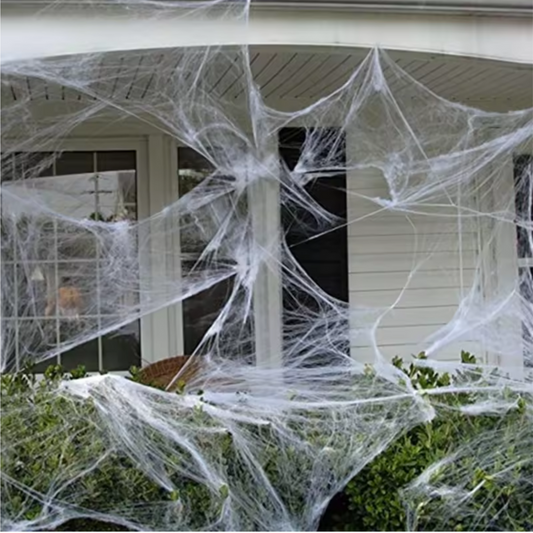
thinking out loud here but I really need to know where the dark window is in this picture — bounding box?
[513,154,533,259]
[279,127,349,365]
[514,154,533,368]
[177,147,251,358]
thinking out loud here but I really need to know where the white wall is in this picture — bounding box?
[2,4,532,65]
[346,165,484,365]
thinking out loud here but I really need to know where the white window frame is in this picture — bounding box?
[2,137,150,375]
[168,137,283,366]
[477,143,533,373]
[4,132,285,372]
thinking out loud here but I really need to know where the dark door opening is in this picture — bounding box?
[279,127,349,365]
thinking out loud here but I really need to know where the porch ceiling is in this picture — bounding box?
[2,47,532,112]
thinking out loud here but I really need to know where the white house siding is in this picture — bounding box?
[347,166,483,364]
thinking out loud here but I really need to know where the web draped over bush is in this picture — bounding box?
[1,0,532,530]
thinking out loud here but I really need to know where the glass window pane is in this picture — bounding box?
[102,322,141,372]
[96,152,137,215]
[96,151,136,172]
[59,319,99,372]
[177,147,249,355]
[1,265,15,319]
[514,154,533,259]
[1,320,18,370]
[178,147,214,196]
[5,150,140,373]
[19,319,57,367]
[55,151,94,175]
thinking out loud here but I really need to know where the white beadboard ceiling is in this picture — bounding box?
[2,47,532,111]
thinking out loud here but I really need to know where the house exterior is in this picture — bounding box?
[1,0,532,375]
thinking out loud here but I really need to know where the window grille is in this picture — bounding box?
[1,151,141,373]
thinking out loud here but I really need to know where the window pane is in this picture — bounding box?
[60,341,100,372]
[0,320,17,370]
[177,147,247,356]
[178,147,214,193]
[514,154,533,259]
[55,151,94,175]
[97,151,138,213]
[19,319,57,369]
[182,261,232,355]
[102,322,141,371]
[97,151,136,171]
[4,150,139,372]
[2,152,54,183]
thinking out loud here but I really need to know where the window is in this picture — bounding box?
[279,127,349,366]
[1,151,141,372]
[177,147,253,358]
[513,153,533,367]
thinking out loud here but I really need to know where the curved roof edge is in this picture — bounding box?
[252,0,533,17]
[2,4,532,65]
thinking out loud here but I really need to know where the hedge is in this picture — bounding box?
[1,353,531,531]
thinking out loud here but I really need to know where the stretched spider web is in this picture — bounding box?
[1,0,532,531]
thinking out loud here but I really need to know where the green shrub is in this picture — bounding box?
[0,364,228,531]
[322,352,532,532]
[1,355,530,531]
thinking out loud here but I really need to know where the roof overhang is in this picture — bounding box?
[2,3,533,65]
[252,0,533,16]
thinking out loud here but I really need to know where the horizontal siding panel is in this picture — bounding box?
[348,234,477,254]
[351,287,468,308]
[347,163,482,365]
[347,202,471,218]
[350,342,483,364]
[348,251,478,273]
[348,220,466,237]
[352,324,465,347]
[349,270,476,292]
[377,306,461,327]
[347,169,388,189]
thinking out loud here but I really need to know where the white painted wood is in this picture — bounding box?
[167,141,185,357]
[346,132,483,365]
[3,6,532,65]
[261,52,314,99]
[349,269,476,291]
[351,286,471,308]
[4,46,531,125]
[2,137,154,369]
[348,251,478,273]
[376,305,463,327]
[249,139,283,367]
[349,233,478,254]
[351,342,481,364]
[352,324,472,347]
[145,134,175,363]
[480,149,528,372]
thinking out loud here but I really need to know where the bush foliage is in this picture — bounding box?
[322,353,532,532]
[1,354,531,531]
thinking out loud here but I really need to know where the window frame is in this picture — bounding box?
[1,137,150,375]
[479,147,533,373]
[173,139,283,366]
[2,134,285,372]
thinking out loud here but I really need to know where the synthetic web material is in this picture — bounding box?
[1,1,532,530]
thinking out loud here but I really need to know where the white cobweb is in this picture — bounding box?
[1,0,532,530]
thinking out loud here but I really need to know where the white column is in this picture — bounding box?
[141,134,184,363]
[486,153,524,373]
[249,138,283,368]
